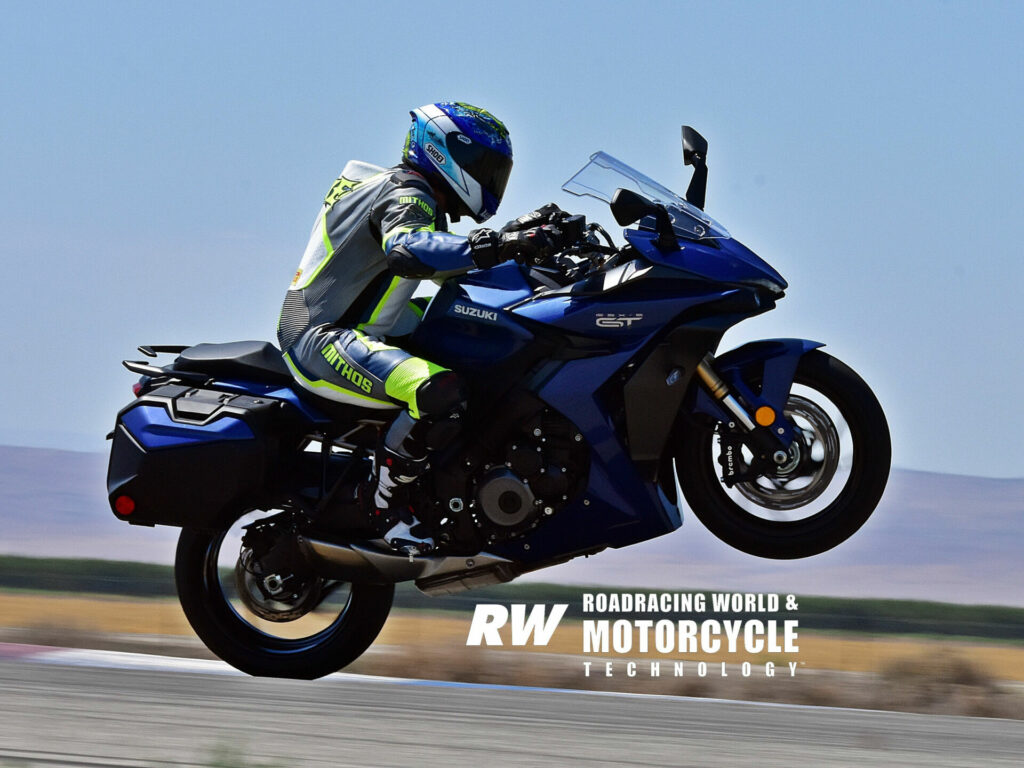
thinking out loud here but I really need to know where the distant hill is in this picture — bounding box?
[1,445,1021,605]
[0,445,179,564]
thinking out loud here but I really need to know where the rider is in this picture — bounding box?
[277,102,565,555]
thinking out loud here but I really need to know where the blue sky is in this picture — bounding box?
[1,1,1021,477]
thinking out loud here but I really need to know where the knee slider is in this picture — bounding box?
[413,371,466,451]
[414,371,466,419]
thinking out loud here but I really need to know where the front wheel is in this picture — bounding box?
[677,350,890,559]
[175,509,393,679]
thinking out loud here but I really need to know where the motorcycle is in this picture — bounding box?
[106,127,890,678]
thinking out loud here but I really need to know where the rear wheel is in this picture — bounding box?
[677,350,890,559]
[175,508,393,679]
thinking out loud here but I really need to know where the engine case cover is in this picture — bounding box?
[476,468,537,527]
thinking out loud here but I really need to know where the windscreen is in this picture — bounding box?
[562,151,730,240]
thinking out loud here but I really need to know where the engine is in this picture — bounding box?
[466,408,590,544]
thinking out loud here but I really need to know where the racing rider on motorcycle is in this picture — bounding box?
[277,102,565,555]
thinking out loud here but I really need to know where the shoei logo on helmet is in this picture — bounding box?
[425,143,446,165]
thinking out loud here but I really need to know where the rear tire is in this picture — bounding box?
[678,350,890,559]
[175,519,393,679]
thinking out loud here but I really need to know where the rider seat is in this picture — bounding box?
[175,341,293,385]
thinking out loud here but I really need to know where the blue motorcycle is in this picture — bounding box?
[107,128,890,678]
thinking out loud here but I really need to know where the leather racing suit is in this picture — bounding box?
[277,160,476,535]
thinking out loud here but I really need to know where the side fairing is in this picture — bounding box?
[490,348,684,563]
[512,282,743,340]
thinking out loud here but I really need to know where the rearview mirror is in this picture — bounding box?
[610,188,678,250]
[681,125,709,211]
[682,126,708,167]
[610,188,654,226]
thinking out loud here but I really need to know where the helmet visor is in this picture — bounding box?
[446,134,513,205]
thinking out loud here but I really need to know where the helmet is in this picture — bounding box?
[403,102,513,223]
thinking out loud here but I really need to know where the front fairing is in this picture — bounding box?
[624,228,788,295]
[562,150,786,294]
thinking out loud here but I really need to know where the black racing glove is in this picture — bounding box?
[467,227,505,269]
[499,203,567,234]
[469,225,566,269]
[500,224,565,266]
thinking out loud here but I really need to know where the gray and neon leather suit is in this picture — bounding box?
[277,161,475,510]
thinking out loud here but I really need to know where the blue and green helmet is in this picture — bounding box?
[403,102,512,223]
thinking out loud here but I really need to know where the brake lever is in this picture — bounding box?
[559,214,587,247]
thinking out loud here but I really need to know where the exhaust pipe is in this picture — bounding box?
[296,536,517,593]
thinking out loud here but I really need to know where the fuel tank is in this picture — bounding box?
[408,262,536,370]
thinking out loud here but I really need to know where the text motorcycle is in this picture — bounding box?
[106,128,890,678]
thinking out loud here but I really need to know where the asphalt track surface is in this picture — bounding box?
[1,648,1023,767]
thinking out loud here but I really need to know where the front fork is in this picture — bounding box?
[695,353,794,480]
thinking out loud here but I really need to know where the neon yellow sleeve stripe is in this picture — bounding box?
[382,222,435,251]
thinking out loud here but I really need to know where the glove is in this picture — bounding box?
[500,224,565,266]
[467,228,505,269]
[499,203,567,234]
[468,225,566,269]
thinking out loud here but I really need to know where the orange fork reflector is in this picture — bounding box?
[755,406,776,427]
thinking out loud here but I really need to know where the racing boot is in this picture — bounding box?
[368,374,467,556]
[368,417,435,556]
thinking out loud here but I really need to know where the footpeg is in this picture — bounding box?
[383,518,435,556]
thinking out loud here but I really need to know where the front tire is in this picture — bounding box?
[678,350,890,559]
[175,513,393,679]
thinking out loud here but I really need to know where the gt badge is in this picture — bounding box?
[596,313,643,328]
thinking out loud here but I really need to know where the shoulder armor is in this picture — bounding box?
[388,167,433,196]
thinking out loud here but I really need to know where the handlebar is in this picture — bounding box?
[526,212,628,286]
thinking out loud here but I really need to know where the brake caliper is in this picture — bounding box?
[716,430,762,487]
